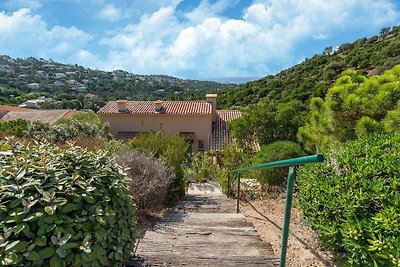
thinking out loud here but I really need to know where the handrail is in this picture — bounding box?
[227,154,324,267]
[229,154,324,172]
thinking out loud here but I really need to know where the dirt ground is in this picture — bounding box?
[240,193,339,267]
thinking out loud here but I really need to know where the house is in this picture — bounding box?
[28,83,40,89]
[55,73,66,79]
[0,105,80,125]
[97,94,241,152]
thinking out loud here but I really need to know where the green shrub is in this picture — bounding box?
[127,132,189,200]
[297,134,400,266]
[0,119,29,137]
[215,141,253,196]
[116,149,174,214]
[27,119,112,144]
[253,141,304,186]
[189,152,217,183]
[0,138,137,266]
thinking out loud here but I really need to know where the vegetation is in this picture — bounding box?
[189,152,217,183]
[116,149,175,214]
[0,139,137,266]
[0,56,230,110]
[218,26,400,109]
[253,141,304,186]
[222,26,400,148]
[298,66,400,152]
[214,141,254,196]
[127,132,189,200]
[0,111,112,146]
[230,100,306,146]
[297,134,400,266]
[0,119,29,137]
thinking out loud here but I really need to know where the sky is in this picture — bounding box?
[0,0,399,81]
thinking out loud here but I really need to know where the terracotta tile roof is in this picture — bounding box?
[0,105,30,112]
[1,110,70,125]
[98,101,212,115]
[0,105,30,119]
[210,110,242,151]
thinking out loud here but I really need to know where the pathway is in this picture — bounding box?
[130,181,279,266]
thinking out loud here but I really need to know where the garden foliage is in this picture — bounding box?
[116,149,174,214]
[127,132,189,199]
[253,141,304,186]
[189,152,217,183]
[27,117,111,144]
[230,100,306,146]
[214,141,254,196]
[0,119,29,137]
[0,139,137,266]
[297,134,400,266]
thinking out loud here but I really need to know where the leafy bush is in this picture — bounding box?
[127,132,189,199]
[215,141,254,196]
[0,139,137,266]
[189,152,217,183]
[230,100,306,147]
[27,119,112,144]
[297,134,400,266]
[116,149,174,214]
[0,119,29,137]
[253,141,304,186]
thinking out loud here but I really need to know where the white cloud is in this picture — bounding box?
[184,0,239,24]
[97,0,399,78]
[1,0,399,79]
[98,4,123,21]
[0,8,92,59]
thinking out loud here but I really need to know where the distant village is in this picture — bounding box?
[0,55,230,110]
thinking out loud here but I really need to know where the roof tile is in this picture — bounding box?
[210,110,242,151]
[98,101,212,115]
[1,110,70,125]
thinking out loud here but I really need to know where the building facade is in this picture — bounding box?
[98,94,241,152]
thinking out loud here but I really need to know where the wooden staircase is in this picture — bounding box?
[129,181,279,266]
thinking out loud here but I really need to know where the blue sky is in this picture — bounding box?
[0,0,399,81]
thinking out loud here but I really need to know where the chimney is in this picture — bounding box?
[154,100,164,113]
[206,94,217,123]
[116,100,128,112]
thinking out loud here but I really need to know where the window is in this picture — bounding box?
[198,140,204,151]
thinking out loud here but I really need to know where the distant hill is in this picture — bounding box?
[0,56,231,111]
[218,25,400,108]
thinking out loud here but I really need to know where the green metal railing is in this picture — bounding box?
[227,154,324,267]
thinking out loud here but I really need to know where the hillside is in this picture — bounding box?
[218,25,400,108]
[0,56,231,111]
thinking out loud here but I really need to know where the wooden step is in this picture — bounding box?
[132,182,278,266]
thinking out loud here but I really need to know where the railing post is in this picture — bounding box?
[236,172,241,213]
[279,166,296,267]
[227,172,231,198]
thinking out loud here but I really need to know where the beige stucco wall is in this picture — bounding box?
[99,114,212,152]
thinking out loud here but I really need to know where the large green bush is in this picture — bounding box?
[26,119,111,144]
[0,139,137,266]
[297,134,400,266]
[253,141,304,186]
[127,132,189,199]
[298,65,400,152]
[0,119,29,137]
